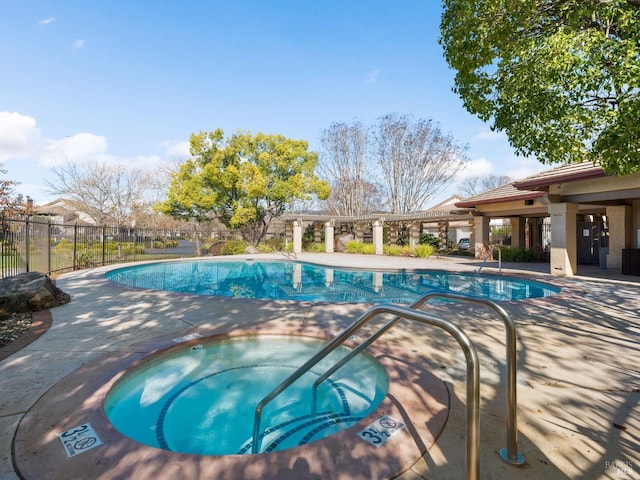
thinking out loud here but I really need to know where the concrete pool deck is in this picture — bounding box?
[1,253,639,479]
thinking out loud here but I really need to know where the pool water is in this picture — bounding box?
[104,336,389,455]
[106,260,559,302]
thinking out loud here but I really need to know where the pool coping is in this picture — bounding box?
[13,322,450,480]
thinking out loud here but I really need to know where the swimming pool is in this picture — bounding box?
[106,259,559,302]
[105,335,389,455]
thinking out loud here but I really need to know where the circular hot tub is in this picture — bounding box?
[14,326,450,480]
[105,335,389,455]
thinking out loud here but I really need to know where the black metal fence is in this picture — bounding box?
[0,217,199,279]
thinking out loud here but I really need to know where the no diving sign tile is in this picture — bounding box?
[59,423,103,457]
[358,415,405,447]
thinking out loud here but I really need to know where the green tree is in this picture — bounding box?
[0,164,30,216]
[157,130,330,245]
[440,1,640,175]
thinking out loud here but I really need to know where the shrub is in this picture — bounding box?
[498,246,540,262]
[413,244,434,258]
[419,233,440,248]
[121,244,145,256]
[304,242,325,253]
[263,237,284,251]
[361,243,376,254]
[345,240,365,254]
[384,244,409,256]
[75,249,94,267]
[220,240,248,255]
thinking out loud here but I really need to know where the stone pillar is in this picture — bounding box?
[373,220,383,255]
[292,220,302,254]
[355,222,364,242]
[606,205,633,270]
[324,222,334,253]
[473,216,490,258]
[409,222,421,249]
[438,222,448,251]
[510,217,525,249]
[389,223,398,246]
[285,221,293,250]
[314,223,322,244]
[548,203,578,276]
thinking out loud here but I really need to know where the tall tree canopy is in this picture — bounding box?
[48,160,151,225]
[157,130,330,244]
[318,122,384,215]
[371,114,467,214]
[0,164,29,216]
[440,1,640,175]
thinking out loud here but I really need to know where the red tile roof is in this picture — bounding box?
[512,162,605,190]
[455,183,544,208]
[455,162,606,208]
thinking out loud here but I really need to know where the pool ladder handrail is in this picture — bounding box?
[251,303,481,480]
[311,291,525,466]
[476,245,501,274]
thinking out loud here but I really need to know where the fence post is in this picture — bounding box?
[47,221,52,274]
[25,217,31,272]
[102,225,106,267]
[73,223,78,270]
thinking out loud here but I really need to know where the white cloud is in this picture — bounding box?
[42,133,111,166]
[72,39,85,49]
[163,141,190,159]
[504,155,547,180]
[123,155,164,170]
[39,17,56,25]
[365,68,380,84]
[0,112,42,161]
[455,157,494,181]
[472,129,505,141]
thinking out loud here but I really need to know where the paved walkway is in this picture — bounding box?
[1,253,638,479]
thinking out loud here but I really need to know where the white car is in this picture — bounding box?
[458,238,470,251]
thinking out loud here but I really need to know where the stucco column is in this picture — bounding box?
[473,216,490,258]
[510,217,525,249]
[468,219,476,251]
[373,220,383,255]
[292,220,302,254]
[606,205,633,270]
[324,222,334,253]
[355,222,364,242]
[548,203,578,276]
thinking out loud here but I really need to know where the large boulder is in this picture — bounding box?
[334,233,354,252]
[0,272,70,315]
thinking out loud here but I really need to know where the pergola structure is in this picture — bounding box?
[280,163,640,278]
[280,209,475,254]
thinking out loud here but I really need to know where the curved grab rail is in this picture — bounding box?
[251,304,480,480]
[312,290,524,465]
[475,245,495,274]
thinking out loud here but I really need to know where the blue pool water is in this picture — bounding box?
[104,336,388,455]
[106,260,559,302]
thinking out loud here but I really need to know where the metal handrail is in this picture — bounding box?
[312,291,524,465]
[251,304,481,480]
[476,245,495,274]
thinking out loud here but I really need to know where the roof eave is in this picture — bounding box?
[455,191,544,208]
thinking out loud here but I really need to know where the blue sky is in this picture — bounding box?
[0,1,545,206]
